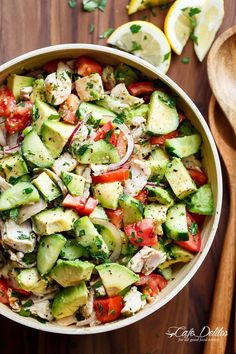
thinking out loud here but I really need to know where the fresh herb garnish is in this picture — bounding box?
[182,7,201,45]
[89,23,95,33]
[17,232,30,240]
[23,299,33,308]
[23,187,33,194]
[104,129,113,143]
[182,57,190,64]
[9,208,19,221]
[141,294,148,301]
[190,32,199,45]
[158,95,176,109]
[189,222,198,235]
[22,253,36,265]
[130,41,142,52]
[160,3,171,10]
[32,105,39,121]
[113,115,124,125]
[163,52,171,62]
[82,0,107,12]
[130,24,141,34]
[76,144,90,157]
[68,0,77,8]
[62,174,73,185]
[99,27,114,39]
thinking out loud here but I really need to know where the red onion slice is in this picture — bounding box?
[67,114,90,146]
[3,145,20,154]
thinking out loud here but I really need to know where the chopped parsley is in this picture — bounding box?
[89,23,95,33]
[182,7,201,45]
[82,0,107,12]
[76,144,90,157]
[158,95,176,109]
[190,33,199,45]
[9,208,19,221]
[32,105,39,121]
[189,222,198,236]
[99,28,114,39]
[130,41,142,52]
[68,0,77,8]
[163,52,171,62]
[104,129,113,143]
[141,294,148,301]
[113,115,124,125]
[22,253,36,265]
[17,232,30,240]
[23,187,33,194]
[182,57,190,64]
[62,174,73,185]
[130,24,141,34]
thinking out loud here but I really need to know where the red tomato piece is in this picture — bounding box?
[5,101,33,134]
[6,278,31,296]
[141,274,168,297]
[116,131,127,158]
[75,56,103,76]
[128,81,155,96]
[134,190,148,204]
[178,111,186,123]
[79,197,97,216]
[43,59,60,73]
[189,212,205,226]
[94,296,123,323]
[59,94,79,125]
[63,194,87,212]
[124,219,157,247]
[187,168,208,187]
[0,277,9,304]
[94,121,114,143]
[150,130,179,145]
[0,86,16,117]
[105,208,124,229]
[92,169,130,184]
[176,212,201,253]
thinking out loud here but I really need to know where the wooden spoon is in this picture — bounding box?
[207,25,236,138]
[203,96,236,354]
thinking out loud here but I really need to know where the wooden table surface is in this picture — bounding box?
[0,1,235,353]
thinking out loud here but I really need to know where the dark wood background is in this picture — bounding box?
[0,1,235,353]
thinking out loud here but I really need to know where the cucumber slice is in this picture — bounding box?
[78,102,116,125]
[146,91,179,135]
[185,184,214,215]
[60,240,84,260]
[164,203,189,241]
[119,193,143,226]
[159,267,172,280]
[74,140,120,164]
[0,182,40,211]
[37,234,67,275]
[22,129,54,168]
[165,134,202,158]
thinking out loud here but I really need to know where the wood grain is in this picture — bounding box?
[0,1,235,354]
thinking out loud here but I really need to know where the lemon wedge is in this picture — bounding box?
[127,0,172,15]
[164,0,205,55]
[107,21,171,73]
[194,0,224,61]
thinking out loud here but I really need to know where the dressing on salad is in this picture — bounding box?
[0,56,214,326]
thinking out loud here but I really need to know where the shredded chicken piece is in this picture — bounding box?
[128,246,166,275]
[124,159,151,196]
[81,288,94,318]
[20,86,33,100]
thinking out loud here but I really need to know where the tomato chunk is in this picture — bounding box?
[128,81,155,96]
[5,101,33,134]
[94,296,123,323]
[92,169,129,184]
[150,130,179,145]
[0,277,9,304]
[0,86,16,117]
[62,195,97,216]
[75,56,103,76]
[59,94,79,125]
[116,131,127,158]
[124,219,157,247]
[176,212,201,253]
[178,111,186,123]
[43,59,60,73]
[105,208,124,229]
[134,190,148,204]
[141,274,168,297]
[94,121,117,146]
[187,168,208,187]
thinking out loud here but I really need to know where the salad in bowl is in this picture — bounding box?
[0,47,217,331]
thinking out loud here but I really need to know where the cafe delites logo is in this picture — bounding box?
[165,326,228,342]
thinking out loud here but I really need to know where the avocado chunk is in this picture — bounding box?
[52,282,88,320]
[147,147,170,180]
[7,74,35,101]
[33,207,78,235]
[185,184,214,215]
[60,240,85,260]
[93,182,123,210]
[37,234,67,275]
[0,153,28,182]
[114,64,138,86]
[96,263,139,296]
[0,182,40,211]
[165,158,197,199]
[145,185,174,205]
[123,104,149,125]
[78,102,116,125]
[22,129,55,168]
[165,134,202,158]
[164,203,189,241]
[61,172,85,196]
[158,245,194,269]
[90,205,108,220]
[74,216,109,260]
[32,172,61,201]
[144,203,168,235]
[119,193,143,226]
[33,99,59,133]
[30,79,46,103]
[146,91,179,135]
[73,140,120,164]
[50,259,94,287]
[17,268,47,295]
[41,121,75,158]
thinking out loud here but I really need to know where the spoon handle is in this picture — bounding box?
[203,180,236,354]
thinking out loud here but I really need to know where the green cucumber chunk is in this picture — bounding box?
[165,134,202,158]
[164,203,189,241]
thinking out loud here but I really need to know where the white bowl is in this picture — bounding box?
[0,44,222,334]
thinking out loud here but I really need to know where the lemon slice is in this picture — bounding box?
[107,21,171,73]
[164,0,205,55]
[194,0,224,61]
[127,0,172,15]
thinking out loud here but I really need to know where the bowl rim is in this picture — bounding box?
[0,43,223,335]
